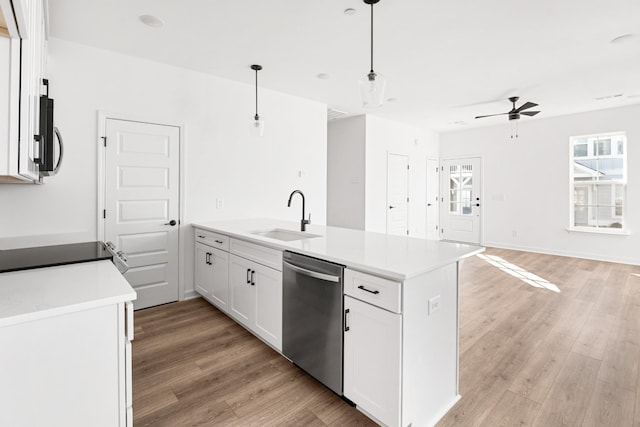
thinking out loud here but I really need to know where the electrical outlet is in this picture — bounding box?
[512,230,518,237]
[428,295,441,315]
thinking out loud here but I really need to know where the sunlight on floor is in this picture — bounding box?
[633,273,640,278]
[477,254,561,293]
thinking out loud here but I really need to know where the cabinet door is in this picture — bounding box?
[16,0,45,180]
[229,254,254,328]
[344,295,402,427]
[209,247,229,312]
[194,242,212,299]
[254,263,282,350]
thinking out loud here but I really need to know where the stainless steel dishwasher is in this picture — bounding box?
[282,251,345,395]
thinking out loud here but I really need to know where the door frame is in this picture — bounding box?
[96,111,187,301]
[439,155,484,245]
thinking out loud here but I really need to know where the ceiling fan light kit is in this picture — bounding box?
[474,96,541,139]
[250,64,265,137]
[359,0,386,108]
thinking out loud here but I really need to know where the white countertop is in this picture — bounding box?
[192,219,484,281]
[0,260,136,328]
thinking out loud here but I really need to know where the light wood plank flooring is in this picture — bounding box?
[132,248,640,426]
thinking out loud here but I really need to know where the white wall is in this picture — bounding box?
[0,38,328,296]
[327,116,366,230]
[327,114,439,238]
[440,104,640,265]
[365,115,439,237]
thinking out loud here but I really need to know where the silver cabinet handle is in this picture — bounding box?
[283,261,340,283]
[53,127,64,174]
[344,308,350,332]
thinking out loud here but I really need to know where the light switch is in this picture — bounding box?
[428,295,441,315]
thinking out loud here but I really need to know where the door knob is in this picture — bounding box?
[164,220,177,226]
[427,203,432,207]
[389,206,396,209]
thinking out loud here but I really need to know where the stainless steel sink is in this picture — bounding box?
[251,228,321,242]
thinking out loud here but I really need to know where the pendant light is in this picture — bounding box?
[250,64,265,137]
[359,0,386,108]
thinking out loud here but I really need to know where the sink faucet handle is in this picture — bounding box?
[308,213,311,224]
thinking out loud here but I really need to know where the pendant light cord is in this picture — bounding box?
[255,69,259,120]
[370,2,374,73]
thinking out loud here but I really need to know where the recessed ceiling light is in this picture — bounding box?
[451,121,468,126]
[139,15,164,28]
[344,8,356,15]
[387,97,398,102]
[610,33,636,44]
[317,73,330,80]
[628,94,640,99]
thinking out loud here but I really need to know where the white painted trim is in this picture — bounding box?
[566,227,630,236]
[426,156,440,240]
[484,241,639,266]
[182,289,200,301]
[96,111,187,301]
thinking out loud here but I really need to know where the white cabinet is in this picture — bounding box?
[0,292,135,427]
[344,264,459,427]
[193,228,283,351]
[344,295,402,427]
[195,242,229,312]
[229,253,282,350]
[0,0,47,183]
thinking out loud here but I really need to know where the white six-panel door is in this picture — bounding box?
[104,119,180,310]
[440,157,482,245]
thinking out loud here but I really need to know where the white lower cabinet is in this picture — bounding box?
[0,300,134,427]
[229,253,283,350]
[195,242,229,312]
[344,295,402,427]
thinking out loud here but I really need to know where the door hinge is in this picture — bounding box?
[407,164,410,170]
[441,228,444,233]
[103,209,106,219]
[406,230,409,235]
[101,136,107,147]
[406,197,410,202]
[436,225,439,230]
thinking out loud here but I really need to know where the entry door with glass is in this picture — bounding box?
[441,157,481,244]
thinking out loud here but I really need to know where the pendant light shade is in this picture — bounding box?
[250,64,265,137]
[360,0,385,108]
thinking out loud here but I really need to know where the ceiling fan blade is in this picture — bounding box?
[474,112,509,119]
[520,111,540,116]
[515,102,538,112]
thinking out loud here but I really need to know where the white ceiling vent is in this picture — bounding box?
[327,108,348,121]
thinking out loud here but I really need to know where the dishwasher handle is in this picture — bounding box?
[283,261,341,283]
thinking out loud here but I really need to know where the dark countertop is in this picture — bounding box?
[0,241,112,273]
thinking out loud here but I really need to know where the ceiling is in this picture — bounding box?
[48,0,640,132]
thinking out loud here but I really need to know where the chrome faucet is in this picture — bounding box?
[287,190,311,232]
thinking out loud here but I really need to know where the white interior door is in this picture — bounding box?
[387,153,409,236]
[441,157,481,244]
[426,158,439,240]
[104,119,180,310]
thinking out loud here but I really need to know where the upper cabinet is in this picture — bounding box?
[0,0,48,183]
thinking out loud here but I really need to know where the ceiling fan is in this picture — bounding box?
[475,96,540,121]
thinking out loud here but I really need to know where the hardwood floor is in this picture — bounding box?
[132,248,640,426]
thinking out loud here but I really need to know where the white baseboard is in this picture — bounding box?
[484,241,639,266]
[182,289,199,301]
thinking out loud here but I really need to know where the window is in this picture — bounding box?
[570,132,627,232]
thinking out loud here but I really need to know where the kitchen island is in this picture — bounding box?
[193,219,483,427]
[0,260,136,427]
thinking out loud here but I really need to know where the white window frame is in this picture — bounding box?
[569,131,628,235]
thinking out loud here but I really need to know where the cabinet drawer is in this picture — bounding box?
[230,238,282,271]
[344,269,401,313]
[194,228,230,251]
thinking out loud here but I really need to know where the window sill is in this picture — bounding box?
[566,227,630,236]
